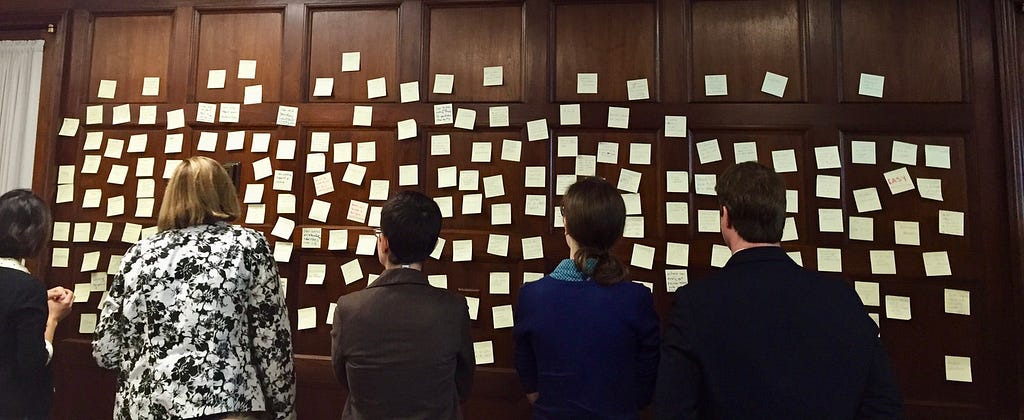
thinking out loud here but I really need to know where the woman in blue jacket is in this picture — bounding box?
[514,176,660,419]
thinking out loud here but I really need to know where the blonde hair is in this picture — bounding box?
[157,156,241,231]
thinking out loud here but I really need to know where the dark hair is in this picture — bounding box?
[0,189,52,258]
[715,161,786,243]
[381,191,442,264]
[562,177,628,285]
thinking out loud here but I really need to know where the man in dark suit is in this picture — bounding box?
[331,191,474,420]
[654,162,903,419]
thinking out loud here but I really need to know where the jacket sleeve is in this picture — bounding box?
[653,287,701,420]
[857,330,904,418]
[454,295,475,401]
[330,297,348,390]
[247,234,296,420]
[93,260,132,370]
[13,280,51,410]
[512,285,537,393]
[633,287,661,409]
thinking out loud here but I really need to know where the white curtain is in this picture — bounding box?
[0,40,45,192]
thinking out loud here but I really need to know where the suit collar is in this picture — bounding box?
[367,267,430,288]
[725,246,791,267]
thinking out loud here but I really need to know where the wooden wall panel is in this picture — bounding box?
[292,252,381,355]
[690,0,805,102]
[839,0,963,102]
[684,130,810,273]
[427,5,524,102]
[307,8,399,102]
[88,14,173,104]
[297,128,416,225]
[2,0,1017,418]
[554,2,657,102]
[423,130,543,231]
[194,10,283,103]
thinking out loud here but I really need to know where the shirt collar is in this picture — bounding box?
[366,267,430,288]
[550,258,595,282]
[0,257,30,274]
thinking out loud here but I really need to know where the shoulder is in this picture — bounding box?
[617,279,652,294]
[0,268,45,303]
[200,223,269,250]
[519,276,556,292]
[0,268,42,290]
[231,225,270,246]
[517,276,561,300]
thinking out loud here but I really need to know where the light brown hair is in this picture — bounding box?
[562,176,628,285]
[157,156,241,231]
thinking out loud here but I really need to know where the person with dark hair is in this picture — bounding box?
[654,161,903,419]
[331,190,474,420]
[0,189,74,419]
[93,157,295,420]
[513,176,660,419]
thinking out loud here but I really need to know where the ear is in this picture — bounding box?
[376,234,390,262]
[720,205,732,229]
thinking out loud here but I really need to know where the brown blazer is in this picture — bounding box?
[331,268,474,420]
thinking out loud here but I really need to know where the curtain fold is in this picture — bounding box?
[0,40,45,193]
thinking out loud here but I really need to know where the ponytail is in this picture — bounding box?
[573,246,628,285]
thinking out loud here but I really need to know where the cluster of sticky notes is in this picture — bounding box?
[700,71,791,99]
[205,60,263,106]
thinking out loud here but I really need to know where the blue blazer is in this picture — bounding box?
[654,246,903,419]
[514,275,660,419]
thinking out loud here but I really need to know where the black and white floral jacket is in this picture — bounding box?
[93,222,295,420]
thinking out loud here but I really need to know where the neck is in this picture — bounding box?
[566,234,580,260]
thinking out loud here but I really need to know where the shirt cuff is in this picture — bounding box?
[45,339,53,365]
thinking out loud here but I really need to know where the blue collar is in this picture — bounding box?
[550,258,597,282]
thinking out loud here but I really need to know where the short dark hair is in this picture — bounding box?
[381,191,442,264]
[0,189,52,258]
[715,162,786,243]
[562,176,628,285]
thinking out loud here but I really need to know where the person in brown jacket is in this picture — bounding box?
[331,191,474,420]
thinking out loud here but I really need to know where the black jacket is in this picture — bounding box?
[0,266,52,419]
[654,247,903,419]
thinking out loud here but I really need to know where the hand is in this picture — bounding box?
[526,392,539,405]
[46,287,74,322]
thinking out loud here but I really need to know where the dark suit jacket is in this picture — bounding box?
[0,267,52,419]
[331,268,474,420]
[654,247,903,419]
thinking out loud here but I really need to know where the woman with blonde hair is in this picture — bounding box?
[93,156,295,420]
[513,176,660,419]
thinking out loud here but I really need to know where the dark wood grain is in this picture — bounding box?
[0,0,1019,418]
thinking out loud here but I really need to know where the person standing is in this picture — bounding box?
[331,191,474,420]
[513,176,661,419]
[0,189,74,419]
[654,161,903,419]
[93,156,295,420]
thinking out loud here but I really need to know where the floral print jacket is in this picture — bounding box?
[93,222,295,419]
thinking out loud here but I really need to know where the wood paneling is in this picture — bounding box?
[297,128,417,225]
[194,10,283,103]
[554,2,657,102]
[690,0,804,102]
[839,0,963,102]
[423,129,544,231]
[427,5,524,102]
[1,0,1019,418]
[307,8,399,102]
[89,14,173,103]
